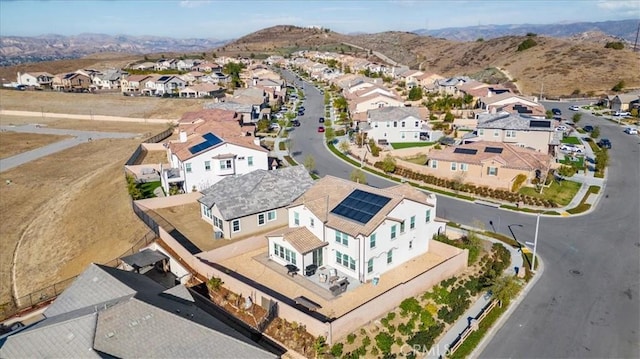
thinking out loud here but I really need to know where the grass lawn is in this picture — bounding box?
[559,156,584,168]
[391,142,434,149]
[561,136,581,145]
[403,154,427,165]
[138,181,162,198]
[519,179,581,206]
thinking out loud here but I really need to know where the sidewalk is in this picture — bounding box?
[426,227,525,359]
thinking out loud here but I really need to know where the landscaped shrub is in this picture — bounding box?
[400,297,422,316]
[361,335,371,348]
[346,333,357,344]
[511,174,527,192]
[330,343,344,357]
[406,323,445,352]
[375,332,395,355]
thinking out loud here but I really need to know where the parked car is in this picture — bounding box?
[569,105,580,111]
[560,144,585,154]
[552,108,562,115]
[317,126,325,133]
[614,111,631,116]
[597,138,612,149]
[555,125,568,132]
[319,117,325,123]
[624,127,638,135]
[583,125,594,132]
[291,120,301,127]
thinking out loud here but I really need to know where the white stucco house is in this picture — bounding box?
[161,117,268,194]
[16,72,54,88]
[266,176,445,284]
[363,106,443,144]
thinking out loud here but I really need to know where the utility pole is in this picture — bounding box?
[540,82,544,101]
[531,213,540,272]
[634,21,640,53]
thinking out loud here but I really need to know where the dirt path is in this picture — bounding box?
[495,67,522,94]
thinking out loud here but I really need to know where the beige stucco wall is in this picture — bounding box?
[478,129,552,154]
[226,207,289,240]
[424,159,530,190]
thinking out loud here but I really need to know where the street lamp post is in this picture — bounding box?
[531,213,541,272]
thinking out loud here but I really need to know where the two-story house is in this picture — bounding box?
[154,75,186,95]
[464,111,561,155]
[363,106,442,145]
[266,176,444,283]
[120,74,151,94]
[161,114,268,194]
[198,166,314,240]
[16,72,54,88]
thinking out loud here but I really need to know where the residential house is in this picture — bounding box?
[398,70,424,88]
[183,71,207,85]
[477,93,543,114]
[92,70,124,90]
[363,107,442,145]
[203,72,230,85]
[348,92,405,116]
[154,59,176,71]
[457,80,511,107]
[253,78,284,93]
[415,72,445,90]
[161,113,268,193]
[129,61,156,71]
[61,72,92,92]
[425,141,552,190]
[16,72,54,88]
[229,87,270,120]
[205,101,257,124]
[193,61,223,73]
[199,166,314,240]
[180,83,226,99]
[266,176,444,283]
[610,93,640,112]
[435,76,472,95]
[121,74,151,94]
[464,111,560,155]
[0,263,279,358]
[154,75,187,95]
[176,59,200,71]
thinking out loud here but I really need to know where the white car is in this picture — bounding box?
[559,144,585,154]
[614,111,631,117]
[555,125,568,132]
[569,105,580,111]
[624,127,638,135]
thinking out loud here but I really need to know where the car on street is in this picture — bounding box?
[317,126,325,133]
[319,117,325,123]
[552,108,562,115]
[559,144,585,154]
[597,138,612,149]
[291,120,301,127]
[569,105,580,111]
[624,127,638,135]
[583,125,594,132]
[614,111,631,116]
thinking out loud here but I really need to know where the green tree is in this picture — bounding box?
[330,343,344,357]
[444,111,454,123]
[339,140,350,153]
[381,154,397,173]
[304,155,316,173]
[256,119,270,133]
[350,169,367,184]
[375,332,394,355]
[572,113,582,124]
[590,126,600,139]
[545,110,554,119]
[126,175,143,200]
[408,86,423,101]
[490,276,521,306]
[517,38,537,51]
[324,127,336,143]
[611,80,625,92]
[313,336,327,359]
[605,41,624,50]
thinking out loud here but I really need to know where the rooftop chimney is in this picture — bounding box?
[179,131,187,143]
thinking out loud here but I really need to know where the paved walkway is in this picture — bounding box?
[0,124,141,172]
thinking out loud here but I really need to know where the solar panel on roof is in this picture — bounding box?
[330,189,391,225]
[453,148,478,155]
[188,132,224,154]
[484,147,503,154]
[157,75,171,82]
[529,120,551,128]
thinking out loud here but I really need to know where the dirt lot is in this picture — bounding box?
[0,89,209,119]
[155,203,218,252]
[0,132,72,159]
[139,150,169,165]
[0,128,169,308]
[1,115,171,135]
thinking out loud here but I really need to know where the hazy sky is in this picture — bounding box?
[1,0,638,39]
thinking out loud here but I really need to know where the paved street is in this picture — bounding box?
[279,72,640,358]
[0,124,141,172]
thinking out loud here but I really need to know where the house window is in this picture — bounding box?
[478,129,484,136]
[204,161,211,171]
[430,160,438,169]
[232,219,240,232]
[387,250,393,264]
[185,163,192,173]
[203,205,212,219]
[401,133,405,139]
[374,123,378,128]
[414,133,418,138]
[391,225,397,239]
[451,162,457,171]
[415,121,419,127]
[370,233,376,248]
[493,130,500,137]
[393,121,398,128]
[310,218,315,227]
[213,215,223,229]
[460,163,468,171]
[335,231,349,246]
[220,159,232,170]
[409,240,413,249]
[410,216,416,229]
[248,156,254,166]
[401,121,405,128]
[368,258,374,273]
[425,209,431,223]
[384,133,387,137]
[400,221,405,233]
[274,244,296,265]
[506,130,516,138]
[387,122,390,127]
[294,212,300,226]
[258,213,266,226]
[488,167,498,176]
[267,210,276,221]
[336,251,356,270]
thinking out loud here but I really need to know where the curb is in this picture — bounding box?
[469,258,545,359]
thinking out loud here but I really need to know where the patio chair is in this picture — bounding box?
[318,273,327,283]
[328,268,339,284]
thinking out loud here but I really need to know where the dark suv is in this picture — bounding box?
[552,108,562,116]
[597,138,612,149]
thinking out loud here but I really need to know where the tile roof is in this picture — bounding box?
[204,101,254,113]
[125,74,151,82]
[290,176,435,237]
[0,264,277,358]
[367,106,423,122]
[477,111,554,131]
[348,93,404,112]
[480,92,537,105]
[199,166,314,220]
[428,141,551,171]
[267,227,329,254]
[179,109,240,124]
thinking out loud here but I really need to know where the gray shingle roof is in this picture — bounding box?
[199,166,314,220]
[476,111,553,131]
[205,101,254,113]
[0,264,278,359]
[368,106,421,122]
[120,248,168,269]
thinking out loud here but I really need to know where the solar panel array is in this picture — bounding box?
[188,132,223,154]
[330,189,391,225]
[157,75,171,82]
[453,148,478,155]
[529,120,551,128]
[484,147,504,154]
